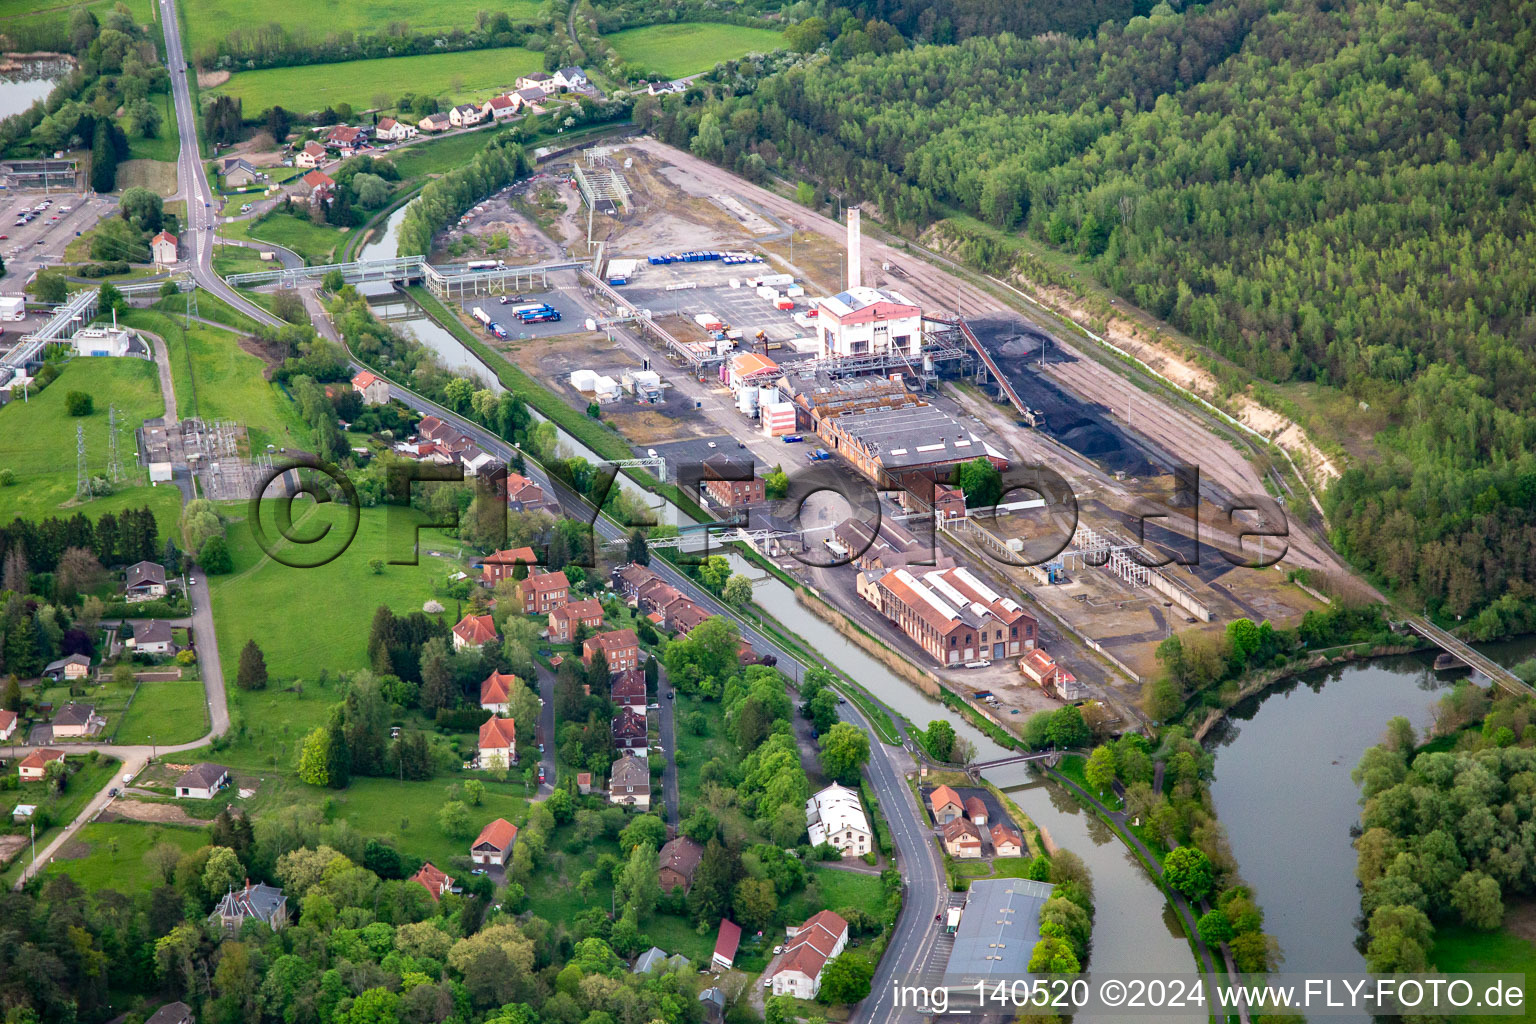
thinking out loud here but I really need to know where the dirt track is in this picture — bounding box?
[623,139,1369,594]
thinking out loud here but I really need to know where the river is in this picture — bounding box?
[1207,638,1536,1017]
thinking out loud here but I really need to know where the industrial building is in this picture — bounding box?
[867,566,1038,665]
[941,878,1055,988]
[814,402,1006,490]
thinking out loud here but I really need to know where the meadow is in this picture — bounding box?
[179,0,540,57]
[121,309,311,452]
[0,0,154,37]
[115,678,210,745]
[211,46,544,116]
[1432,925,1536,1024]
[0,357,183,530]
[605,23,785,79]
[224,210,353,266]
[39,821,207,893]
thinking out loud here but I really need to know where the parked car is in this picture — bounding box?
[108,788,119,797]
[471,868,487,876]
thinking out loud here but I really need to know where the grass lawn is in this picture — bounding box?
[212,47,544,116]
[780,866,886,923]
[228,211,352,266]
[180,0,539,57]
[206,503,464,768]
[212,244,270,277]
[0,357,183,531]
[41,820,206,893]
[390,128,504,180]
[325,775,532,868]
[120,309,310,452]
[125,92,179,163]
[1431,924,1535,1023]
[0,755,121,886]
[524,823,622,923]
[605,23,785,79]
[115,679,209,745]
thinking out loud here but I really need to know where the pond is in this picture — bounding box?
[0,58,68,121]
[1206,638,1536,1018]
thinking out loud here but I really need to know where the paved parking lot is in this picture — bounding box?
[0,191,115,286]
[610,259,815,344]
[455,284,579,341]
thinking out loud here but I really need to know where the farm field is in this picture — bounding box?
[39,821,207,893]
[179,0,540,57]
[115,679,210,745]
[120,309,311,453]
[605,23,785,79]
[0,0,154,35]
[211,46,545,116]
[0,357,183,530]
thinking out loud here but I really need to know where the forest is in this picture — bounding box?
[647,0,1536,624]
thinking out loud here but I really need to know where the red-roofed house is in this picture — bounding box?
[991,822,1024,857]
[412,862,453,901]
[942,816,983,858]
[583,629,640,672]
[18,748,65,780]
[548,597,604,643]
[768,911,849,998]
[505,473,552,512]
[301,169,335,197]
[515,570,569,615]
[453,613,499,651]
[963,796,989,826]
[611,708,648,750]
[0,709,16,742]
[295,140,326,168]
[351,370,389,405]
[151,230,177,266]
[323,125,366,150]
[478,716,517,769]
[712,919,742,971]
[481,546,539,586]
[929,784,963,824]
[610,669,647,713]
[471,818,518,866]
[480,670,518,714]
[482,94,518,121]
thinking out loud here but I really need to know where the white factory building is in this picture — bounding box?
[814,209,923,359]
[71,326,135,357]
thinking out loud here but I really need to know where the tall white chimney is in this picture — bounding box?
[847,206,861,291]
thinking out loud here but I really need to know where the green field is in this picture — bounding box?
[125,91,179,163]
[115,679,210,745]
[40,821,207,893]
[0,357,183,530]
[1432,924,1535,1023]
[223,211,351,266]
[0,756,121,887]
[605,23,786,79]
[121,309,310,452]
[0,0,155,37]
[211,243,271,277]
[206,503,463,767]
[212,46,545,116]
[328,776,532,868]
[179,0,540,57]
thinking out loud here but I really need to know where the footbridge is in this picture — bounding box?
[224,256,586,299]
[2,275,195,370]
[1404,617,1534,697]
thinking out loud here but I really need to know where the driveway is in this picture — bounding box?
[655,664,678,825]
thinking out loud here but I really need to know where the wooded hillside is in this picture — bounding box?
[651,0,1536,625]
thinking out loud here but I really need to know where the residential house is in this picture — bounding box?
[577,771,592,794]
[698,988,726,1024]
[768,911,848,998]
[511,87,547,113]
[448,103,483,128]
[633,946,687,974]
[930,484,967,520]
[614,562,662,605]
[0,709,16,742]
[132,620,176,655]
[351,370,389,405]
[478,716,517,769]
[152,231,177,266]
[480,670,518,714]
[124,559,168,599]
[991,823,1024,857]
[964,796,989,827]
[482,94,517,121]
[929,784,964,824]
[548,598,604,644]
[942,817,983,859]
[18,748,65,780]
[471,818,518,866]
[712,919,742,971]
[611,708,648,750]
[220,157,260,186]
[418,113,451,133]
[175,763,230,800]
[374,117,417,141]
[666,600,711,637]
[702,452,765,508]
[646,80,686,96]
[301,169,335,198]
[452,612,499,651]
[43,654,91,681]
[295,141,326,168]
[610,669,647,713]
[658,836,703,893]
[144,1002,195,1024]
[516,72,554,91]
[515,570,569,615]
[505,473,554,513]
[481,546,539,586]
[583,629,640,672]
[210,881,288,932]
[608,753,650,808]
[322,125,367,150]
[51,702,104,738]
[637,578,684,616]
[804,783,873,859]
[412,862,454,901]
[552,66,588,91]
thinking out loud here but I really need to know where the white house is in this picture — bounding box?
[768,911,849,999]
[0,708,18,741]
[124,560,168,599]
[175,763,230,799]
[471,818,518,866]
[516,72,554,92]
[511,87,548,113]
[130,620,176,655]
[448,103,483,128]
[295,141,326,168]
[805,783,873,859]
[152,231,177,266]
[18,748,65,781]
[482,95,517,121]
[374,117,417,141]
[350,370,389,405]
[478,716,516,769]
[608,753,650,809]
[552,66,588,91]
[480,670,516,715]
[51,702,105,738]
